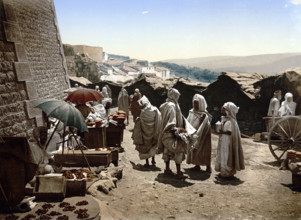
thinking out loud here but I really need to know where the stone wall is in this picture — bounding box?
[68,44,103,63]
[0,0,69,137]
[65,53,100,83]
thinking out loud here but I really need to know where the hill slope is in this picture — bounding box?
[164,53,301,74]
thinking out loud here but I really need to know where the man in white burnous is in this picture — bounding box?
[267,90,281,117]
[278,92,297,116]
[132,96,162,167]
[158,88,196,179]
[186,94,212,173]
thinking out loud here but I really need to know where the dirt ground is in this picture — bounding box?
[97,115,301,220]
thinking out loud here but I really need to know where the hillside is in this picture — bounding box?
[152,61,219,83]
[164,53,301,74]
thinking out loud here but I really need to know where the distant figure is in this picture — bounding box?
[105,84,112,98]
[186,94,212,173]
[129,89,142,122]
[133,96,162,167]
[75,83,79,88]
[278,92,297,116]
[135,88,142,98]
[118,88,130,124]
[215,102,245,178]
[95,85,100,92]
[101,86,109,98]
[157,88,196,179]
[267,90,281,117]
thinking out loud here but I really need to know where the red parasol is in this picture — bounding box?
[65,88,104,104]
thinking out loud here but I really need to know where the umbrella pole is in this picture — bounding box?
[45,121,60,151]
[62,125,66,155]
[70,130,91,171]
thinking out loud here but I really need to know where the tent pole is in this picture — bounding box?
[45,121,60,150]
[70,130,91,171]
[62,125,66,155]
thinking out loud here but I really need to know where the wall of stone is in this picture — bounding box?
[0,0,69,137]
[69,44,103,63]
[67,53,100,83]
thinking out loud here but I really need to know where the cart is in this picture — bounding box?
[262,116,301,161]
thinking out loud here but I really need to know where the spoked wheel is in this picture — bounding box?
[268,116,301,162]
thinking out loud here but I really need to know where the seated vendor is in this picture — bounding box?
[86,107,102,125]
[28,127,54,174]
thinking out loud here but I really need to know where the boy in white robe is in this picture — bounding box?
[132,96,162,166]
[186,94,212,173]
[215,102,245,178]
[158,88,196,179]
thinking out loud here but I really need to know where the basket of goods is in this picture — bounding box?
[117,110,126,116]
[112,114,119,120]
[95,119,102,127]
[116,115,126,124]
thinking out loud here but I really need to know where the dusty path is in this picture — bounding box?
[97,115,301,220]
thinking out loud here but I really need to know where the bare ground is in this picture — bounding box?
[96,115,301,220]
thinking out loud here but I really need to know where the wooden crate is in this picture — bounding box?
[66,179,86,197]
[106,124,125,147]
[84,127,107,149]
[33,175,66,199]
[54,150,112,167]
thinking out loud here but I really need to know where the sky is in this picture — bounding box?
[53,0,301,61]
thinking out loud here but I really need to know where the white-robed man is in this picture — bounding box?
[132,96,162,167]
[215,102,245,178]
[157,88,196,179]
[267,90,281,117]
[278,92,297,116]
[186,94,212,173]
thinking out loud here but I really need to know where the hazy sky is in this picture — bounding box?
[54,0,301,61]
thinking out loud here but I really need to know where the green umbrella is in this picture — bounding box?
[35,99,88,133]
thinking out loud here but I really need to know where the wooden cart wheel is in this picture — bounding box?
[268,116,301,161]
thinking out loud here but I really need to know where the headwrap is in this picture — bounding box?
[135,88,140,93]
[166,88,182,128]
[102,87,107,93]
[192,94,207,112]
[284,92,293,101]
[223,102,239,120]
[138,95,151,109]
[190,94,212,122]
[118,88,128,100]
[167,88,180,103]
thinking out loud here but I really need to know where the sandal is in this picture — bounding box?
[190,166,201,171]
[164,169,175,176]
[205,167,212,173]
[144,163,150,168]
[176,171,187,179]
